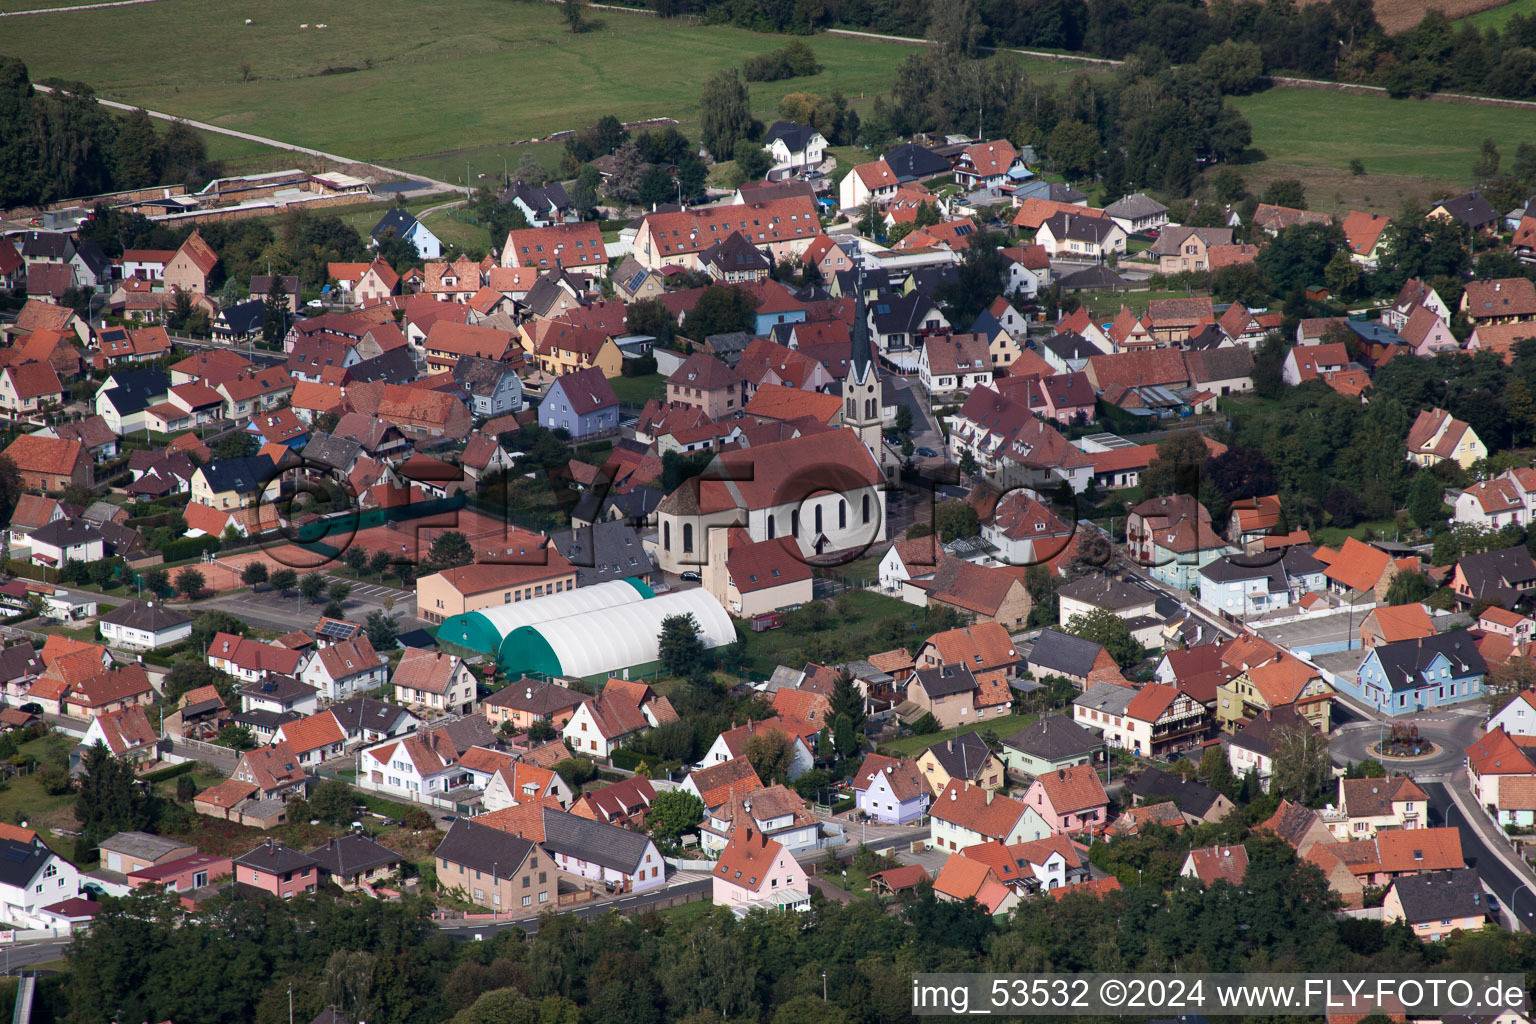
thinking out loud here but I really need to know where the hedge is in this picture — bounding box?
[831,796,855,814]
[141,762,195,783]
[160,536,221,563]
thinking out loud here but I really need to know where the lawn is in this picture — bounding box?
[877,712,1039,757]
[609,373,666,408]
[1460,0,1536,28]
[1231,87,1536,185]
[0,735,84,844]
[3,0,935,168]
[1081,288,1193,320]
[725,588,957,678]
[1308,519,1409,548]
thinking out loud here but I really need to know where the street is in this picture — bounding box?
[1424,781,1536,929]
[0,937,70,973]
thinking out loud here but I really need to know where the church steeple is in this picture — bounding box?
[843,247,884,466]
[850,251,876,386]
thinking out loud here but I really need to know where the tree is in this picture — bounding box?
[140,566,170,597]
[743,727,795,783]
[958,449,978,477]
[1384,570,1436,606]
[829,670,866,739]
[216,724,255,751]
[74,741,154,856]
[605,142,646,204]
[686,285,759,339]
[175,566,205,598]
[928,0,985,57]
[1047,119,1100,179]
[1407,471,1446,528]
[240,560,269,586]
[342,545,370,574]
[269,567,297,594]
[700,69,754,162]
[1473,137,1501,180]
[647,789,704,842]
[637,164,676,207]
[309,779,358,825]
[1139,431,1208,501]
[261,277,289,343]
[1505,378,1536,446]
[1065,608,1145,669]
[514,152,548,186]
[658,613,706,677]
[1197,39,1264,95]
[1260,179,1307,208]
[833,713,859,759]
[298,571,327,603]
[1198,744,1238,799]
[626,298,679,344]
[1270,724,1332,803]
[369,549,394,578]
[1323,249,1361,302]
[933,500,980,542]
[326,579,352,605]
[733,145,771,184]
[563,0,586,33]
[429,531,474,568]
[365,609,398,651]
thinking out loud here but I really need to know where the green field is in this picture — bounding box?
[1231,87,1536,183]
[1461,0,1536,28]
[2,0,938,170]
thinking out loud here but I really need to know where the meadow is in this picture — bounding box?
[1459,0,1536,28]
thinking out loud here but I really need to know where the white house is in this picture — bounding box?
[25,519,104,570]
[96,600,192,651]
[1035,212,1127,259]
[699,718,814,781]
[480,762,573,812]
[1488,690,1536,737]
[918,333,993,395]
[297,636,387,702]
[878,536,942,593]
[363,732,469,800]
[0,832,81,928]
[711,827,810,913]
[928,780,1051,853]
[391,648,477,717]
[762,122,828,179]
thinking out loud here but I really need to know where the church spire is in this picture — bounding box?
[850,248,875,385]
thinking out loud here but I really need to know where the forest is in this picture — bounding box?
[647,0,1536,102]
[41,823,1536,1024]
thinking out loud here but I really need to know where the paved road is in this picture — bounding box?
[1424,780,1536,930]
[0,938,70,972]
[1328,706,1480,777]
[438,877,714,938]
[30,85,461,197]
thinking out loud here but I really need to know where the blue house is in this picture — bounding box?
[1346,632,1486,716]
[750,284,807,337]
[539,367,618,439]
[371,208,442,260]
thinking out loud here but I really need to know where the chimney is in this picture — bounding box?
[946,739,954,752]
[985,788,994,804]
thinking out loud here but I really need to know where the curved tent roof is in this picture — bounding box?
[436,578,652,655]
[497,588,735,678]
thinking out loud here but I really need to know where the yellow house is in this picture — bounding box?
[915,734,1005,795]
[1215,649,1333,733]
[189,456,279,510]
[1406,408,1485,470]
[413,558,577,624]
[520,320,624,379]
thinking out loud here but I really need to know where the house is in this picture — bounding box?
[371,207,442,259]
[543,806,666,892]
[452,356,524,418]
[1252,204,1332,235]
[327,696,420,748]
[906,664,982,730]
[1359,603,1436,649]
[480,760,571,813]
[1341,211,1391,268]
[299,636,387,702]
[1103,193,1169,235]
[1462,277,1536,326]
[307,834,405,892]
[944,387,1093,494]
[953,140,1024,189]
[97,600,192,650]
[698,783,819,855]
[1000,716,1103,778]
[918,332,993,395]
[163,230,219,296]
[1381,869,1487,940]
[1316,536,1401,602]
[1227,705,1312,790]
[482,677,589,732]
[698,717,814,780]
[502,180,574,228]
[0,833,81,926]
[1452,546,1536,609]
[570,775,655,827]
[414,558,578,624]
[1429,192,1500,233]
[1407,408,1485,469]
[1035,212,1127,259]
[932,853,1020,916]
[0,361,64,416]
[216,368,296,421]
[97,832,196,876]
[435,818,550,912]
[929,779,1051,852]
[1197,548,1326,618]
[839,160,899,210]
[561,680,675,760]
[391,648,477,716]
[1148,227,1233,274]
[1126,767,1235,825]
[706,531,814,618]
[1346,632,1485,716]
[1215,641,1334,732]
[62,665,154,720]
[1117,683,1210,759]
[1329,775,1428,841]
[539,367,618,440]
[980,491,1074,569]
[272,713,347,767]
[235,840,318,899]
[666,352,746,419]
[1026,629,1116,687]
[25,518,104,570]
[501,222,608,275]
[2,434,92,491]
[711,825,809,913]
[1021,765,1108,834]
[1181,844,1249,887]
[699,231,772,284]
[916,733,1006,794]
[210,634,305,686]
[850,753,930,824]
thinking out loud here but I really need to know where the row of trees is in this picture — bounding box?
[0,58,219,208]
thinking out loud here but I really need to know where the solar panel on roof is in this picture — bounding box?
[318,620,357,639]
[5,848,29,863]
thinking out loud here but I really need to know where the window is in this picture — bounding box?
[539,891,549,903]
[522,895,532,907]
[839,500,847,530]
[767,515,775,539]
[663,522,670,550]
[683,523,694,554]
[814,505,823,535]
[863,494,871,524]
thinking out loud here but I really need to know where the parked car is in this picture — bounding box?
[679,571,702,582]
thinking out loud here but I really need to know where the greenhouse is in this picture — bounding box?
[434,578,654,657]
[495,588,736,678]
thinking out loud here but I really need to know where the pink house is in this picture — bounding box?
[711,826,810,913]
[127,853,232,894]
[234,840,318,899]
[1022,765,1109,834]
